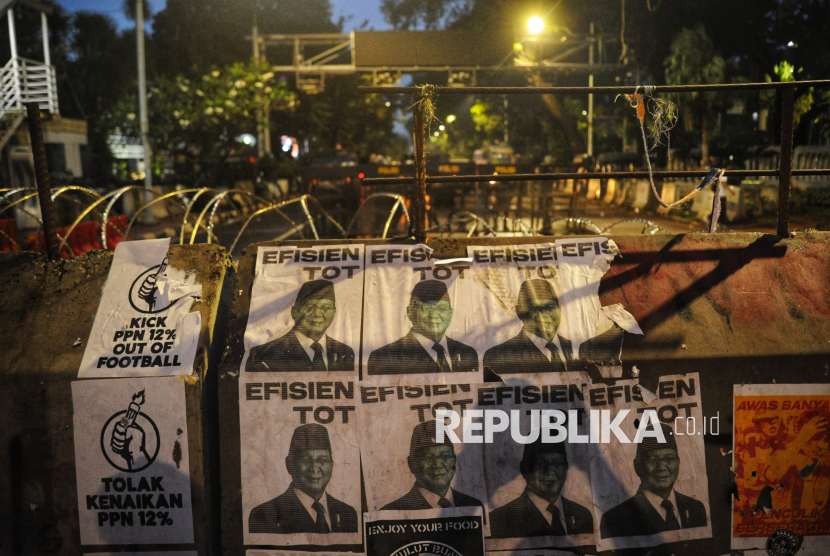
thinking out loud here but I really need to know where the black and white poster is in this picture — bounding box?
[241,245,364,376]
[476,378,596,551]
[358,382,488,532]
[365,510,485,556]
[590,373,711,551]
[240,378,362,547]
[79,239,202,378]
[465,239,641,379]
[72,377,194,545]
[362,244,482,385]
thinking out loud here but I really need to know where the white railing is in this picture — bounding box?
[0,56,59,120]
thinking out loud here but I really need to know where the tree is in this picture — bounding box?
[664,24,725,167]
[104,61,295,186]
[150,0,340,77]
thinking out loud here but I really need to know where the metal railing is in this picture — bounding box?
[0,56,59,120]
[359,80,830,239]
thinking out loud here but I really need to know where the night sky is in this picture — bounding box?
[55,0,390,32]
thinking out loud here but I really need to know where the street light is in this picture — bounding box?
[527,16,545,36]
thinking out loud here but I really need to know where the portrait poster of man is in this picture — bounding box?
[241,245,364,375]
[240,378,361,547]
[552,238,642,374]
[362,244,481,385]
[591,373,711,551]
[732,384,830,556]
[358,382,488,532]
[477,380,596,551]
[464,242,641,379]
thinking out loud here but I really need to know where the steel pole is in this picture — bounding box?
[412,95,427,242]
[777,87,795,237]
[26,103,60,260]
[136,0,154,223]
[587,22,594,158]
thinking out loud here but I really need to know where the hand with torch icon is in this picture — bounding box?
[111,390,151,470]
[138,257,168,312]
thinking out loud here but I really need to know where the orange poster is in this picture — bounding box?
[732,385,830,552]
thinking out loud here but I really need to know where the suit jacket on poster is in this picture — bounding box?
[489,490,594,537]
[576,323,625,366]
[248,488,359,534]
[483,330,572,374]
[599,490,707,538]
[381,484,485,511]
[246,331,355,372]
[367,330,478,375]
[483,324,626,374]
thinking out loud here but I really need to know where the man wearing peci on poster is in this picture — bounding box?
[246,279,355,372]
[483,279,624,374]
[382,420,484,511]
[249,423,358,534]
[490,438,593,537]
[368,280,478,375]
[600,422,707,538]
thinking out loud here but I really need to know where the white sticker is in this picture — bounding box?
[362,245,482,385]
[79,239,202,378]
[72,377,194,545]
[241,245,364,376]
[240,379,362,547]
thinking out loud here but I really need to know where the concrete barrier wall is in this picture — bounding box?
[0,245,235,556]
[2,231,829,555]
[217,232,830,556]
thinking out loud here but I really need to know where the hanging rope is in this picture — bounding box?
[617,87,722,209]
[409,84,442,133]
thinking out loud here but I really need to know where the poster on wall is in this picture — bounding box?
[241,245,364,376]
[362,244,482,385]
[240,379,362,547]
[732,383,830,556]
[465,240,641,379]
[72,377,194,545]
[475,378,596,551]
[358,382,488,533]
[78,239,202,378]
[590,373,711,551]
[365,509,485,556]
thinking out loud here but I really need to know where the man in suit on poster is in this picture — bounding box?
[246,279,355,372]
[368,280,478,375]
[600,423,707,538]
[490,438,594,537]
[249,424,358,534]
[381,420,484,511]
[483,279,624,374]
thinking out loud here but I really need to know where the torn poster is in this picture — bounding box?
[241,245,364,376]
[358,382,488,535]
[240,379,362,547]
[466,239,641,380]
[72,377,194,545]
[732,384,830,556]
[365,509,485,556]
[476,377,596,552]
[78,239,202,378]
[590,373,711,551]
[362,245,481,385]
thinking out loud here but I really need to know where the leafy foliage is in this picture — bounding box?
[105,61,295,185]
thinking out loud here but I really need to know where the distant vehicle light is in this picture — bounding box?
[358,173,365,179]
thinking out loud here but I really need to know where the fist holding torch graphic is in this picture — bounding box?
[110,390,151,470]
[138,257,168,312]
